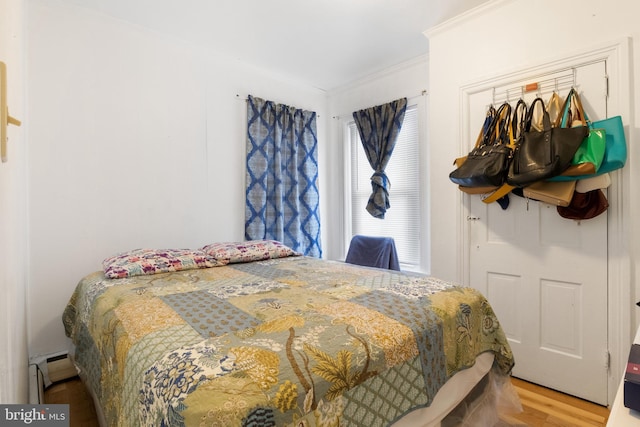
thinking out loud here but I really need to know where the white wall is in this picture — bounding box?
[326,57,430,270]
[26,0,329,358]
[425,0,640,399]
[0,0,29,403]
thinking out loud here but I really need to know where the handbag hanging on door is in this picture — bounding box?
[557,189,609,220]
[453,106,498,194]
[550,114,626,181]
[482,99,527,204]
[546,92,563,127]
[453,105,496,169]
[449,102,513,188]
[506,97,588,187]
[549,87,606,178]
[590,115,626,174]
[523,179,576,207]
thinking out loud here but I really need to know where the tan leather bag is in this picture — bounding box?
[523,180,576,207]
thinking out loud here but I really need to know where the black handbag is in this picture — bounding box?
[506,97,588,187]
[481,99,527,204]
[450,102,513,188]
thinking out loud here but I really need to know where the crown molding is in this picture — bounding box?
[423,0,512,40]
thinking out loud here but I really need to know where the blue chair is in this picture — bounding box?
[345,235,400,271]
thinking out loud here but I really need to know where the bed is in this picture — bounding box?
[62,240,518,426]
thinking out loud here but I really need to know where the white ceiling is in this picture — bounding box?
[61,0,490,91]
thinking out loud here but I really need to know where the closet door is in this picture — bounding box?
[467,61,609,405]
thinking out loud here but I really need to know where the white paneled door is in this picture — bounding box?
[467,61,609,404]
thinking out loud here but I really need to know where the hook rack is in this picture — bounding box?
[491,68,576,106]
[1,61,22,163]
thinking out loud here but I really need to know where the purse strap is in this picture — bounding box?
[525,97,550,132]
[569,88,592,128]
[453,105,497,166]
[486,102,512,146]
[532,93,560,130]
[556,88,588,128]
[512,99,528,140]
[469,105,497,150]
[483,105,497,136]
[546,92,563,126]
[481,103,517,204]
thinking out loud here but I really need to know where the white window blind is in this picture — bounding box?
[348,105,420,267]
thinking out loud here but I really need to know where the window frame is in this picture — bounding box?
[342,100,427,272]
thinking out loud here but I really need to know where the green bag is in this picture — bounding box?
[570,127,606,173]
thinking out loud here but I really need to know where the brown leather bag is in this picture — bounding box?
[557,189,609,220]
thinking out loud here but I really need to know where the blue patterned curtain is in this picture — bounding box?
[245,95,322,257]
[352,98,407,219]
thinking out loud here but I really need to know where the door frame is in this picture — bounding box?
[457,37,632,405]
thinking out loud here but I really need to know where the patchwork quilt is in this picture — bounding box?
[63,256,513,426]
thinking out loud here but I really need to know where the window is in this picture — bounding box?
[346,105,421,268]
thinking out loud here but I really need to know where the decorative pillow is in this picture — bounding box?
[103,248,223,279]
[201,240,300,264]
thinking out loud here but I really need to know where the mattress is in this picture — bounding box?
[62,254,514,426]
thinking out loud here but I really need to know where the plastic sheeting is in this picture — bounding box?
[441,368,523,427]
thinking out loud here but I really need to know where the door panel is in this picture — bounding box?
[467,61,609,404]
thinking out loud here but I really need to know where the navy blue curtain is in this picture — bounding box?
[352,98,407,219]
[245,95,322,257]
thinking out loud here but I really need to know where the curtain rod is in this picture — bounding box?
[235,90,428,120]
[235,94,321,118]
[237,90,428,102]
[331,90,427,120]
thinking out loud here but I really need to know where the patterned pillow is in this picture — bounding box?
[103,248,223,279]
[201,240,300,264]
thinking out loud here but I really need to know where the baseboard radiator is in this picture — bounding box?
[28,353,77,403]
[46,353,77,383]
[28,364,44,404]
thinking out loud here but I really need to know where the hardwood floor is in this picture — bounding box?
[44,376,610,426]
[44,377,99,427]
[504,378,610,427]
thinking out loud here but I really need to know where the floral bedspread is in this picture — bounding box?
[63,256,513,427]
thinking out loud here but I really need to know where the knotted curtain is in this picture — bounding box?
[352,98,407,219]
